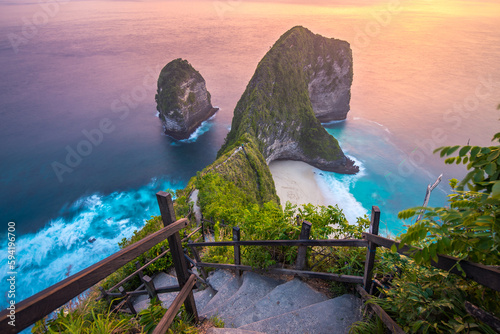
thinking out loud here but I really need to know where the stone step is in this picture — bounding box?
[201,272,241,316]
[132,272,213,314]
[194,286,216,313]
[206,328,265,334]
[132,272,178,311]
[206,269,236,292]
[207,271,282,326]
[231,278,328,328]
[154,272,179,287]
[239,294,363,334]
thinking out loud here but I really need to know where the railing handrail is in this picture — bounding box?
[192,206,500,333]
[104,225,203,294]
[152,274,197,334]
[188,239,368,248]
[196,214,500,292]
[0,217,189,333]
[363,232,500,292]
[5,199,497,334]
[194,262,364,284]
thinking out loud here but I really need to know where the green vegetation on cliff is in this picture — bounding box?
[198,135,278,205]
[169,26,357,220]
[155,58,212,121]
[219,26,356,173]
[176,135,280,225]
[156,59,196,113]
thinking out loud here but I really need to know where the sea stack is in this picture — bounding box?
[155,58,218,140]
[219,26,357,174]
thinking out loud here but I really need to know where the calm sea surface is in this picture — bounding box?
[0,0,499,307]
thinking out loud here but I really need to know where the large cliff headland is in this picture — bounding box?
[155,59,218,140]
[219,26,357,174]
[180,26,358,219]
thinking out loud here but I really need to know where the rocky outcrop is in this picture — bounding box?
[308,52,353,122]
[155,59,218,140]
[219,26,357,174]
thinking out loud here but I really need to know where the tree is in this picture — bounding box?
[398,129,500,266]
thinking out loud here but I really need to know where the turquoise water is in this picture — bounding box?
[11,178,185,304]
[318,118,449,235]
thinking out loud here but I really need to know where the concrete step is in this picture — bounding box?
[132,272,213,314]
[208,271,282,326]
[154,271,179,287]
[239,294,363,334]
[194,286,216,313]
[231,278,328,328]
[201,272,241,316]
[207,269,236,292]
[132,272,178,312]
[206,328,265,334]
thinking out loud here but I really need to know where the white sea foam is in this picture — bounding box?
[0,178,182,307]
[353,116,391,134]
[321,119,346,126]
[172,113,217,145]
[314,155,368,224]
[347,154,366,176]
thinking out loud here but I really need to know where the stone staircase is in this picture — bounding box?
[132,270,363,334]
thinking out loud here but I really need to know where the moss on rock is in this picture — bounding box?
[219,26,357,173]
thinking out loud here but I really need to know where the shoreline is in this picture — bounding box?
[269,159,369,225]
[269,160,327,208]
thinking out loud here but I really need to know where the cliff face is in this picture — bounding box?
[155,59,218,140]
[220,26,357,174]
[308,51,353,122]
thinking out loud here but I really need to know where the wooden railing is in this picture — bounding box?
[98,225,204,314]
[189,206,500,333]
[3,200,499,334]
[0,191,199,334]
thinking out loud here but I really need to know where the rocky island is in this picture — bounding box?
[219,26,357,174]
[155,58,218,140]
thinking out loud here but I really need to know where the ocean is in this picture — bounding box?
[1,0,499,309]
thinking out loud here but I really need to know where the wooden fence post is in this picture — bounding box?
[296,221,312,270]
[233,226,242,277]
[119,286,137,314]
[188,240,208,281]
[135,261,144,281]
[98,286,109,302]
[363,206,381,293]
[201,220,205,241]
[156,191,198,322]
[143,275,157,299]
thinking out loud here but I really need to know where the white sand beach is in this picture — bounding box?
[270,159,370,225]
[269,160,327,207]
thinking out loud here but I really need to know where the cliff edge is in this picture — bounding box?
[219,26,357,174]
[155,59,218,140]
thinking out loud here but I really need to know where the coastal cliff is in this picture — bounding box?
[177,26,359,222]
[220,26,357,174]
[155,59,218,140]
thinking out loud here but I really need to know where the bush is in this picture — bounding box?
[201,202,360,269]
[363,128,500,333]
